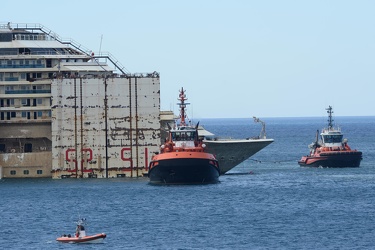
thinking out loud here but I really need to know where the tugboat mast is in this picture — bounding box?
[326,105,334,130]
[177,87,190,126]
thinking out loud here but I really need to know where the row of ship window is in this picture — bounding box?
[10,170,43,175]
[0,111,51,120]
[4,84,48,91]
[0,72,44,81]
[0,59,43,65]
[1,98,51,108]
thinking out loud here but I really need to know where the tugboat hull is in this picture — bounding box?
[149,156,220,184]
[298,151,362,168]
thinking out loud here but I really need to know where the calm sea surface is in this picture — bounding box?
[1,116,374,250]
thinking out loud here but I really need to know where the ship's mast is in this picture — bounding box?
[326,105,334,130]
[177,87,190,126]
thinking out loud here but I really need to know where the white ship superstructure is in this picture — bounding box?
[0,22,160,179]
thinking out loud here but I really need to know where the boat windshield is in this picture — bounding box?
[171,131,196,141]
[322,134,343,143]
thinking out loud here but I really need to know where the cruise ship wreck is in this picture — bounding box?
[0,22,160,179]
[0,22,273,179]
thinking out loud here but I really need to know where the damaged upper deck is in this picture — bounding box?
[0,22,161,179]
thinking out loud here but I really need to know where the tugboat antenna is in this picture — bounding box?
[326,105,334,129]
[177,87,190,126]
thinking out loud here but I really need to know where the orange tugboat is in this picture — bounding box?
[56,219,106,244]
[148,88,220,184]
[298,106,362,168]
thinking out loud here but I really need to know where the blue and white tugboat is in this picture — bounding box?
[298,106,362,168]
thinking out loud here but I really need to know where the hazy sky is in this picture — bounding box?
[2,0,374,118]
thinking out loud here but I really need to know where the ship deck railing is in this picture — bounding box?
[1,22,133,76]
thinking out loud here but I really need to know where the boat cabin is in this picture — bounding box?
[171,130,196,141]
[321,131,343,147]
[170,128,197,148]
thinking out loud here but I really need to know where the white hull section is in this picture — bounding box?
[204,139,274,174]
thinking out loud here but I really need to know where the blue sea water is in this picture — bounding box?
[1,116,374,250]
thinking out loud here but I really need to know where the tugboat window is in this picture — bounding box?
[324,135,343,143]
